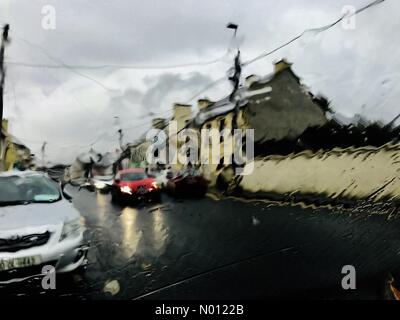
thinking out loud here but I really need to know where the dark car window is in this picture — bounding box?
[120,172,147,181]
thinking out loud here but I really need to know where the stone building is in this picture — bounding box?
[193,59,329,186]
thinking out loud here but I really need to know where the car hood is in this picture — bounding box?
[120,178,156,190]
[0,200,80,234]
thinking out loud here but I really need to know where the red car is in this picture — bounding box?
[111,169,161,204]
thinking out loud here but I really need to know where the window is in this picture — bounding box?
[219,118,225,131]
[216,157,224,170]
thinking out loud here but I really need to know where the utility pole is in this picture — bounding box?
[41,142,47,168]
[227,23,241,129]
[118,128,124,150]
[0,24,10,128]
[114,116,124,150]
[226,22,244,179]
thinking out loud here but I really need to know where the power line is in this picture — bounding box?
[160,0,388,132]
[14,37,113,91]
[185,76,227,103]
[14,73,230,151]
[243,0,386,66]
[6,31,235,71]
[5,54,231,70]
[5,32,236,152]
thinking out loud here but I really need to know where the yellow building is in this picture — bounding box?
[0,119,34,171]
[193,98,247,185]
[166,103,193,172]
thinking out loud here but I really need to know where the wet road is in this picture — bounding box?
[1,186,400,299]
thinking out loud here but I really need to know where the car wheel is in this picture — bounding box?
[152,193,161,202]
[111,191,118,203]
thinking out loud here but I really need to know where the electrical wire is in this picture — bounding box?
[185,76,227,103]
[5,32,236,152]
[14,37,112,91]
[5,54,231,70]
[6,31,235,71]
[243,0,386,66]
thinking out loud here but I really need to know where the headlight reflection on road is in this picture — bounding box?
[95,181,106,189]
[152,209,168,254]
[96,192,108,225]
[120,207,141,259]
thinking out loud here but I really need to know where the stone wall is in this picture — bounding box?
[238,143,400,202]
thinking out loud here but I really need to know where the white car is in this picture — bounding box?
[90,175,114,193]
[0,171,88,284]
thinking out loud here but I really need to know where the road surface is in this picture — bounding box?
[1,186,400,299]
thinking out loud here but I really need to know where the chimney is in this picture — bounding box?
[197,98,214,110]
[173,103,192,118]
[172,103,192,131]
[274,58,292,74]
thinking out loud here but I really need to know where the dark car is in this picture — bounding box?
[111,169,161,204]
[166,168,208,197]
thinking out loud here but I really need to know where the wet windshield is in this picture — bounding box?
[0,175,61,205]
[2,0,400,303]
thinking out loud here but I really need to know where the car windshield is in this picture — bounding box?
[0,175,61,206]
[120,172,147,181]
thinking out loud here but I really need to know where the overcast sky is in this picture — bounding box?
[0,0,399,164]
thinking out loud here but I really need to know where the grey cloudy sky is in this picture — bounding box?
[0,0,399,164]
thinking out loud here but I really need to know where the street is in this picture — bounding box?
[1,186,400,300]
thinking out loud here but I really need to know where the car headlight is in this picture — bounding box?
[95,181,106,189]
[151,181,159,189]
[120,186,132,194]
[60,218,83,241]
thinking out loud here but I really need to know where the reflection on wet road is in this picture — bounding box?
[1,186,400,299]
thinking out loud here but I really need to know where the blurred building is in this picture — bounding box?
[119,104,194,172]
[65,149,120,185]
[193,59,329,186]
[0,119,34,171]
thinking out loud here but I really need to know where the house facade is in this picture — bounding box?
[121,103,194,172]
[192,59,329,186]
[1,119,34,171]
